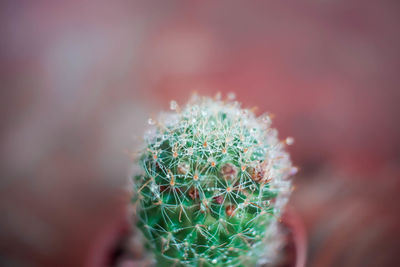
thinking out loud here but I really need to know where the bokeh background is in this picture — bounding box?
[1,1,399,266]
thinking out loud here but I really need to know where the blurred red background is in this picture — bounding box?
[1,1,399,266]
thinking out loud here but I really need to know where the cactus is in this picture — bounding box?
[132,94,296,267]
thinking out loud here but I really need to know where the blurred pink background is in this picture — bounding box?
[1,1,399,266]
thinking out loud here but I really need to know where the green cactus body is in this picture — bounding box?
[132,95,295,267]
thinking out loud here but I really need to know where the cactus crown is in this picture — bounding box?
[132,94,295,267]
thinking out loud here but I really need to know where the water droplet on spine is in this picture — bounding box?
[285,137,294,145]
[170,100,178,110]
[260,113,272,127]
[148,118,155,125]
[290,166,298,175]
[227,92,236,101]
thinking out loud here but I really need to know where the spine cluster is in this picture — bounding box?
[132,94,296,267]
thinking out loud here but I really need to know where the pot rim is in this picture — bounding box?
[282,206,307,267]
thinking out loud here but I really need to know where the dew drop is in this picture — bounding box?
[148,118,155,125]
[154,141,161,148]
[285,137,294,145]
[290,166,298,175]
[170,100,178,110]
[150,183,158,193]
[227,92,236,101]
[260,114,272,127]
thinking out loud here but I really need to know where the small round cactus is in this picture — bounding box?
[132,94,296,267]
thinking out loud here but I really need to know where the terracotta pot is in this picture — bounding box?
[276,207,307,267]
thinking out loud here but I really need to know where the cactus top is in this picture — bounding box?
[133,94,296,267]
